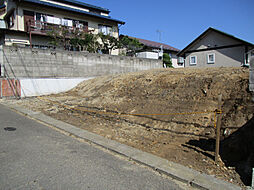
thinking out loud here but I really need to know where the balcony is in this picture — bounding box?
[25,19,89,37]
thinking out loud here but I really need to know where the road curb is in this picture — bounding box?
[1,102,241,190]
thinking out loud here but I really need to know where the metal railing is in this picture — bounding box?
[26,20,89,34]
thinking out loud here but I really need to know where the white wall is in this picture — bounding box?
[136,52,159,59]
[20,78,93,97]
[172,57,178,68]
[171,54,184,68]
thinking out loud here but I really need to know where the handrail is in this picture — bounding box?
[26,20,89,33]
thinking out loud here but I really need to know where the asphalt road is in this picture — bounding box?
[0,104,183,190]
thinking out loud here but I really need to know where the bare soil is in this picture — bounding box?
[13,67,254,187]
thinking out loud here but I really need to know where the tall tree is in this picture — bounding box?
[163,53,173,68]
[119,35,144,56]
[98,33,120,54]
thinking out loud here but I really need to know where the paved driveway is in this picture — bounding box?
[0,104,182,190]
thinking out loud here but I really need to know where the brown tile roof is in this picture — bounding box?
[129,36,180,52]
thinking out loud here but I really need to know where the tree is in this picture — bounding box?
[163,53,173,68]
[48,26,100,52]
[79,33,101,53]
[119,35,144,56]
[98,33,120,54]
[47,26,63,48]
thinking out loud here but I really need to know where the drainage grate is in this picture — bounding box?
[4,127,17,131]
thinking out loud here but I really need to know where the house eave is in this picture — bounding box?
[177,27,254,57]
[54,0,110,13]
[20,0,125,25]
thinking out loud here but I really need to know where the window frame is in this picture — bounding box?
[207,53,215,64]
[189,55,197,65]
[98,24,113,36]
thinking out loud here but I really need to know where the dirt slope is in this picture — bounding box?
[16,67,254,187]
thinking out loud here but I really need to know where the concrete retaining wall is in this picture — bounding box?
[0,78,92,98]
[1,46,162,78]
[19,78,92,97]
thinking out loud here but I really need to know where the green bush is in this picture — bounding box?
[163,53,173,68]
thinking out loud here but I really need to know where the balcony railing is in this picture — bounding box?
[26,20,89,36]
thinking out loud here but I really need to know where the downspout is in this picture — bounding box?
[29,30,32,48]
[16,8,18,30]
[184,53,186,68]
[118,23,123,38]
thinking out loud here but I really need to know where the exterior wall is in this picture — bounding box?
[0,45,3,76]
[136,51,184,68]
[250,57,254,92]
[0,79,21,97]
[20,78,92,97]
[171,54,184,68]
[185,46,245,68]
[4,32,30,46]
[2,46,162,78]
[247,50,254,65]
[185,31,245,68]
[136,52,159,59]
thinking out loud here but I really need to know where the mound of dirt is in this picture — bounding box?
[221,116,254,186]
[69,67,253,137]
[16,67,254,187]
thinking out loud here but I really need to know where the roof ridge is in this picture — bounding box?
[128,36,180,52]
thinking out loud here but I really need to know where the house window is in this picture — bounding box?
[207,53,215,64]
[35,13,46,22]
[190,55,197,65]
[73,20,88,31]
[98,24,113,35]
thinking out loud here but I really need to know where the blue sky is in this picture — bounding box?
[81,0,254,50]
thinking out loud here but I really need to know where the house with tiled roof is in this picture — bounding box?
[0,0,124,54]
[128,36,182,68]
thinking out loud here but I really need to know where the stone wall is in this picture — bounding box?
[1,46,162,78]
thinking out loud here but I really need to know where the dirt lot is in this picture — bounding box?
[13,67,254,187]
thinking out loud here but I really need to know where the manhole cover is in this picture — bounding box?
[4,127,16,131]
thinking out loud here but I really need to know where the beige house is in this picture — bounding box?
[0,0,124,55]
[178,27,254,67]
